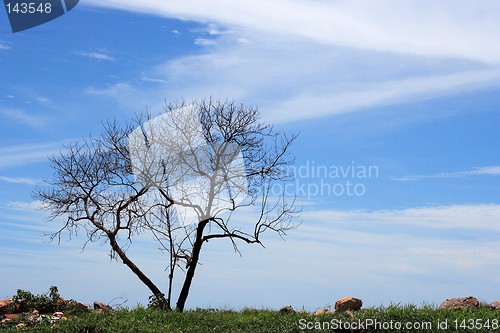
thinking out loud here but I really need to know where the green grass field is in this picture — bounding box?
[1,304,499,333]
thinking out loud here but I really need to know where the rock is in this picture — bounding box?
[278,305,295,314]
[51,311,66,322]
[335,297,363,312]
[73,302,91,312]
[27,310,42,324]
[0,299,15,315]
[490,301,500,310]
[93,301,112,312]
[439,297,480,310]
[4,313,21,320]
[313,307,332,315]
[57,297,68,306]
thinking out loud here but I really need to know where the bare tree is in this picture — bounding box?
[35,99,299,312]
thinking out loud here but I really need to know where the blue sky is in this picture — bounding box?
[0,1,499,310]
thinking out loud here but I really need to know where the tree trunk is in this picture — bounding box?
[175,219,208,312]
[108,234,168,308]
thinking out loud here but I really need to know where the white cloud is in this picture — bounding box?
[470,166,500,176]
[86,82,134,96]
[36,97,50,104]
[144,203,500,306]
[84,0,500,64]
[87,32,500,124]
[0,176,39,185]
[266,68,500,123]
[6,201,47,211]
[76,51,115,61]
[1,199,498,308]
[0,141,65,170]
[393,166,500,181]
[75,1,500,124]
[85,83,155,113]
[205,23,226,36]
[237,38,250,44]
[0,107,47,128]
[194,38,217,46]
[302,204,500,232]
[140,76,167,84]
[4,87,53,108]
[0,41,11,51]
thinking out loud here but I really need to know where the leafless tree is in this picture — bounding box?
[35,99,299,312]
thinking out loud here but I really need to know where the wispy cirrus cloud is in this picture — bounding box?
[392,166,500,181]
[168,205,500,310]
[84,31,500,124]
[266,68,500,122]
[77,1,500,124]
[0,107,47,128]
[0,41,11,51]
[301,204,500,233]
[0,176,39,185]
[76,51,115,61]
[194,38,217,46]
[6,200,46,211]
[0,141,64,170]
[140,76,167,84]
[3,86,53,107]
[1,202,498,308]
[84,0,500,64]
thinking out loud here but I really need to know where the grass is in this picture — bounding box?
[1,304,499,332]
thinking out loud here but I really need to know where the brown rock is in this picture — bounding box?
[73,302,91,312]
[490,301,500,310]
[57,297,68,306]
[0,299,15,315]
[335,297,363,312]
[4,313,21,320]
[439,297,480,310]
[94,301,112,312]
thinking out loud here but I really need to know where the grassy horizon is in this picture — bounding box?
[1,303,499,332]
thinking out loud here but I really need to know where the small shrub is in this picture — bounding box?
[12,286,63,313]
[147,293,169,310]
